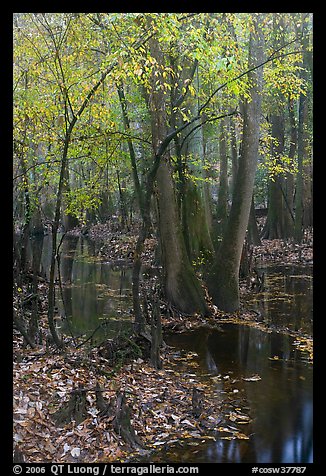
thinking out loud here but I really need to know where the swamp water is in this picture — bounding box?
[28,235,313,463]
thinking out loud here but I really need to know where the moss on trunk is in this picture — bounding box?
[157,160,209,315]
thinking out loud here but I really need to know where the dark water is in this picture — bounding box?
[57,236,134,342]
[27,234,135,343]
[154,326,313,463]
[27,234,313,463]
[244,264,313,335]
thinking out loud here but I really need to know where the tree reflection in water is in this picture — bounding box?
[163,322,312,463]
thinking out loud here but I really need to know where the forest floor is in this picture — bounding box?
[13,222,313,463]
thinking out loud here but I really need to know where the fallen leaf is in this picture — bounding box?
[71,447,81,458]
[234,431,250,440]
[242,374,261,382]
[181,419,196,428]
[62,443,70,456]
[228,412,250,422]
[217,426,234,433]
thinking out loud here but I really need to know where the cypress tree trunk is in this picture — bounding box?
[145,26,208,316]
[156,159,208,314]
[285,97,297,237]
[183,181,214,262]
[192,63,213,233]
[303,158,313,229]
[173,62,213,262]
[206,15,264,312]
[294,15,311,243]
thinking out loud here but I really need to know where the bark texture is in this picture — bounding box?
[206,15,264,312]
[157,160,208,314]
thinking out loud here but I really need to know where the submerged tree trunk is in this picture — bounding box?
[206,15,264,312]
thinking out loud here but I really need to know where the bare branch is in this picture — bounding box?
[180,110,239,151]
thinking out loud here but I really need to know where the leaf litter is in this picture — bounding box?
[13,333,256,463]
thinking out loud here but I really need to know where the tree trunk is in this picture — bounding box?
[303,157,313,228]
[183,181,214,262]
[294,14,312,242]
[113,391,144,449]
[172,93,213,263]
[62,166,79,232]
[206,15,264,312]
[216,118,229,235]
[285,97,297,237]
[248,197,261,246]
[294,92,307,242]
[47,131,73,349]
[192,63,213,233]
[53,385,88,426]
[157,159,208,314]
[116,170,128,229]
[28,234,44,343]
[262,113,293,239]
[146,26,208,315]
[117,81,145,220]
[229,114,239,199]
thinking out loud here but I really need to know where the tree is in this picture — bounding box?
[13,12,313,328]
[262,14,300,240]
[215,117,229,236]
[262,110,293,239]
[206,14,265,312]
[294,14,312,242]
[134,16,209,317]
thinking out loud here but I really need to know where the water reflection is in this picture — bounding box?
[27,234,134,343]
[245,265,313,335]
[57,237,134,342]
[164,326,312,463]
